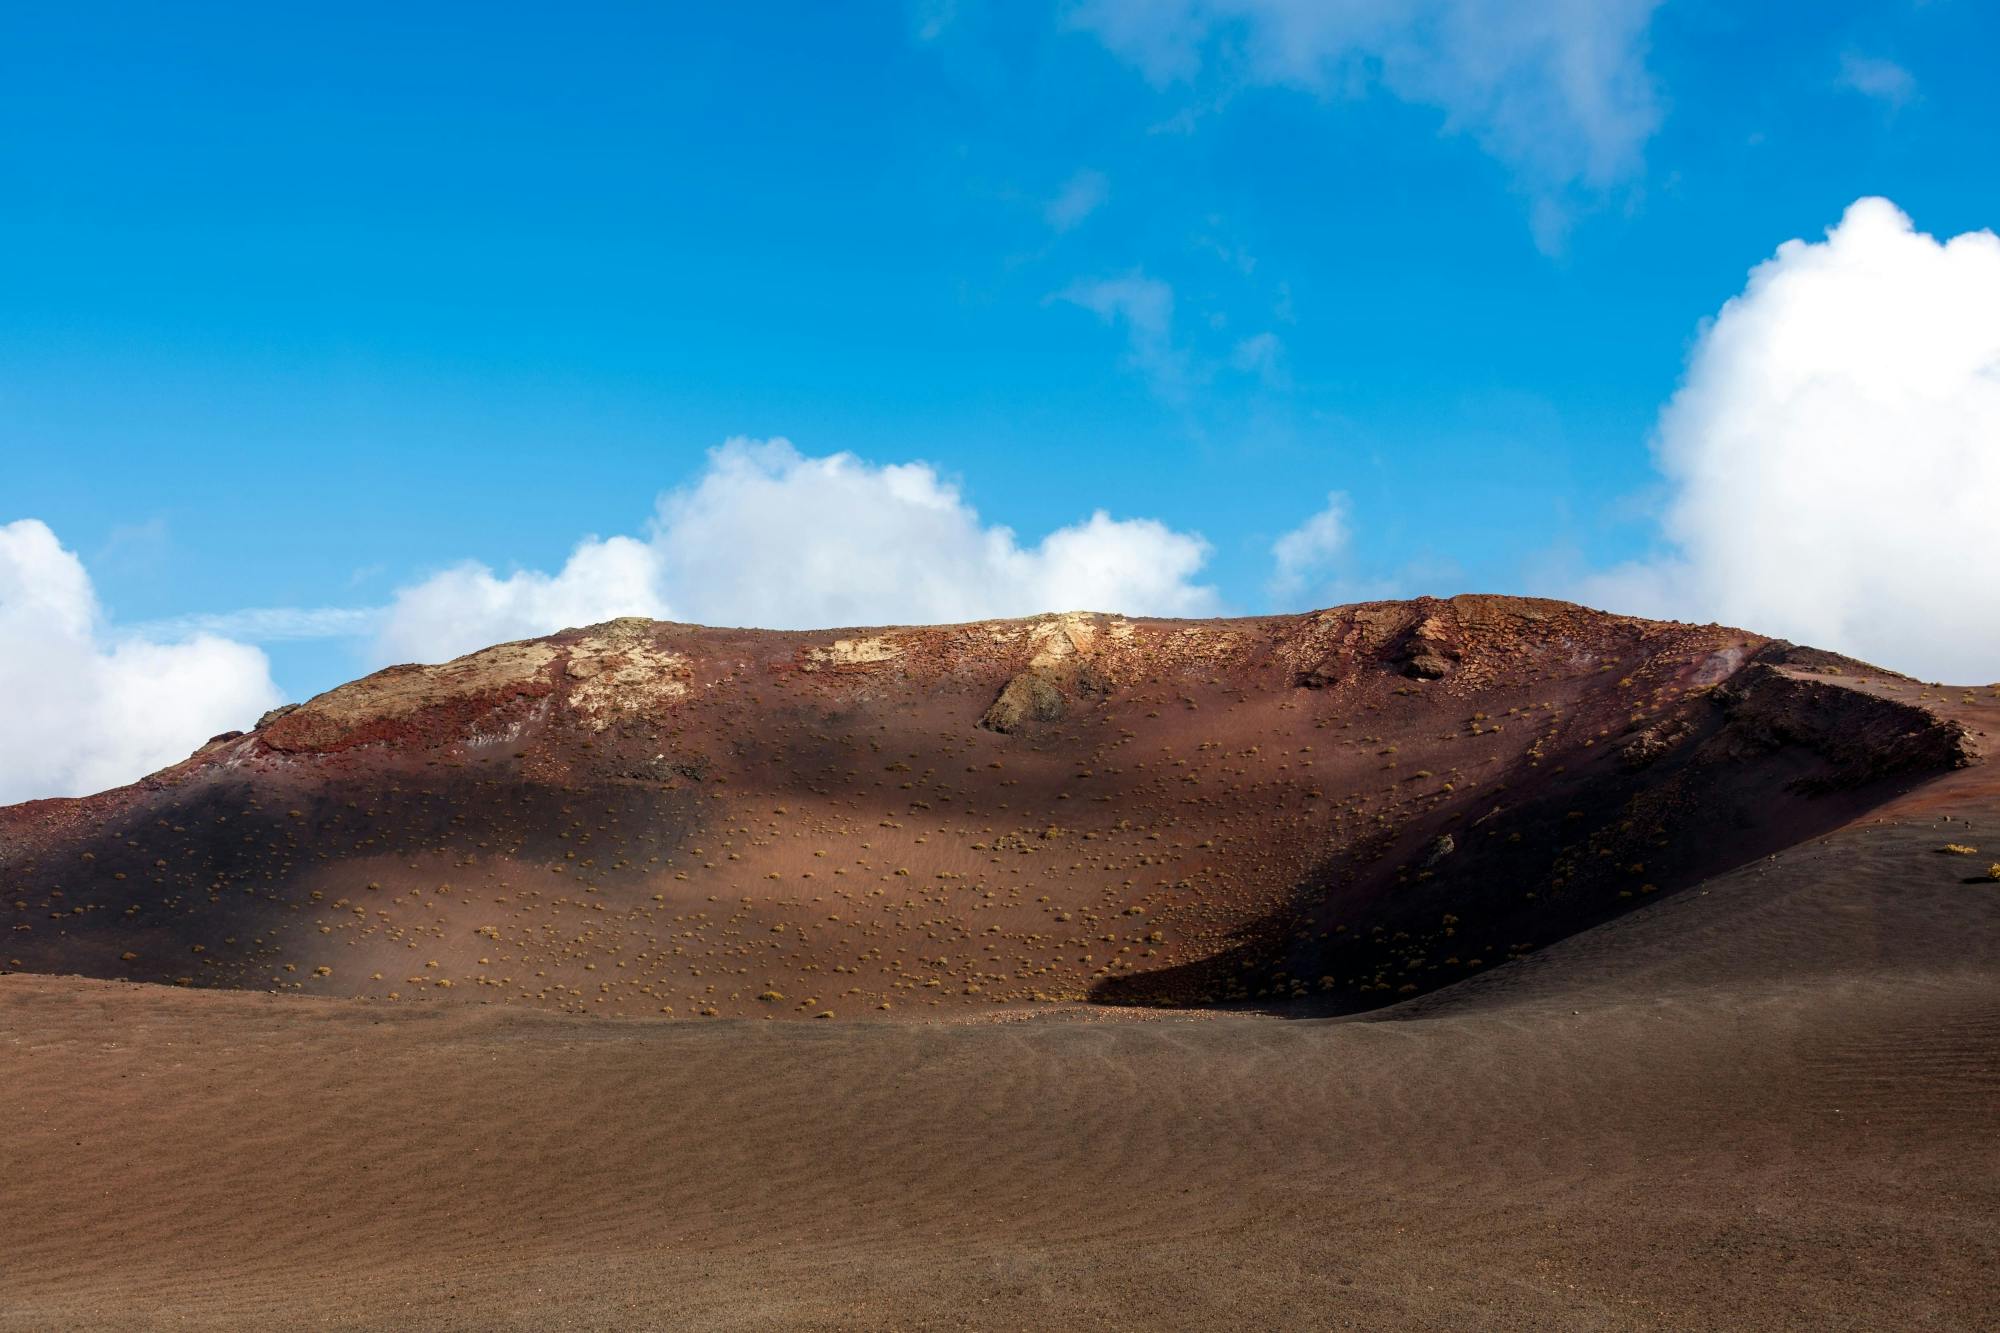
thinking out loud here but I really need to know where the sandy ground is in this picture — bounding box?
[3,809,1994,1331]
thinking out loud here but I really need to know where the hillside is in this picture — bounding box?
[2,596,1980,1019]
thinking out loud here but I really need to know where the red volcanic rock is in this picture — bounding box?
[0,596,1981,1020]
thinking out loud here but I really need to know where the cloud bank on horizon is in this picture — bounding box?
[5,196,1999,801]
[374,439,1220,664]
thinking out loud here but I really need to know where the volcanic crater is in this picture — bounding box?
[3,595,1980,1022]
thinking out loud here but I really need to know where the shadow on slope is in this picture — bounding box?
[1092,645,1973,1015]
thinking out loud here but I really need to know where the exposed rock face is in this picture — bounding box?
[981,612,1118,732]
[1,595,1985,1021]
[981,669,1069,733]
[564,627,691,731]
[1283,596,1558,691]
[805,636,899,668]
[1710,648,1973,789]
[1400,614,1462,679]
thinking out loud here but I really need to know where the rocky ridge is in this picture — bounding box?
[1,596,1982,1019]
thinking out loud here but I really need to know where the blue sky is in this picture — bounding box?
[4,1,2000,798]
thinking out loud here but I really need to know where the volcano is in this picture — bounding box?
[1,596,1978,1018]
[3,596,1996,1329]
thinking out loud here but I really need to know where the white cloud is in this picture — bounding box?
[0,519,283,804]
[376,535,669,665]
[1838,53,1915,108]
[374,439,1219,664]
[1054,270,1192,399]
[1045,168,1110,231]
[1068,0,1663,246]
[1269,492,1351,602]
[1580,198,2000,684]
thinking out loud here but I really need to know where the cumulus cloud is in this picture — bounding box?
[1068,0,1663,247]
[1045,168,1110,231]
[1268,492,1352,602]
[374,535,668,666]
[1580,198,2000,683]
[0,520,283,803]
[374,439,1219,664]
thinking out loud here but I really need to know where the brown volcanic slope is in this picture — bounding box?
[0,595,1981,1019]
[2,596,1999,1330]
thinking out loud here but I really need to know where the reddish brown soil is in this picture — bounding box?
[1,597,1995,1329]
[1,598,1979,1020]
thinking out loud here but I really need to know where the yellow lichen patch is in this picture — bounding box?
[1020,612,1144,678]
[264,640,560,748]
[805,636,901,668]
[564,631,691,728]
[1026,612,1101,667]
